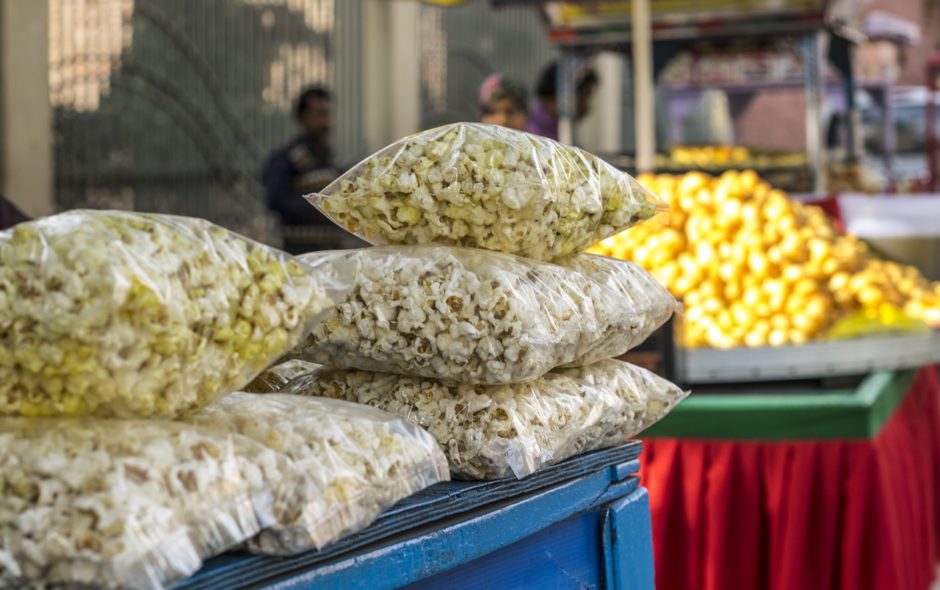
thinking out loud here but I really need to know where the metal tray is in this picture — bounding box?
[678,330,940,384]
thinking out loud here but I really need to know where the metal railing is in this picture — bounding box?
[49,0,338,244]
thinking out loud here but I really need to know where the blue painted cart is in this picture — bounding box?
[174,442,653,590]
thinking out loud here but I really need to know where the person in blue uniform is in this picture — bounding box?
[263,85,346,253]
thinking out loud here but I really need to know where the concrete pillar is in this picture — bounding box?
[579,51,623,155]
[361,0,421,153]
[632,0,655,172]
[1,0,53,217]
[388,1,421,141]
[361,0,390,153]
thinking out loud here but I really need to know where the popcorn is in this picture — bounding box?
[308,123,664,261]
[243,360,322,394]
[187,393,449,554]
[0,418,290,589]
[289,247,677,384]
[556,253,679,366]
[551,361,688,443]
[0,210,331,418]
[282,359,687,480]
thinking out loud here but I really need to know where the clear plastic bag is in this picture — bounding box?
[0,210,331,418]
[282,359,687,480]
[557,253,679,366]
[307,123,664,261]
[242,360,322,394]
[187,392,449,554]
[289,246,677,385]
[552,360,689,444]
[0,418,290,590]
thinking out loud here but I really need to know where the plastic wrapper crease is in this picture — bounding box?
[242,360,322,394]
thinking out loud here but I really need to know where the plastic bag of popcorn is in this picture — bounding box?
[0,418,291,590]
[188,392,449,554]
[288,247,677,384]
[243,360,322,394]
[566,359,687,438]
[282,359,687,480]
[0,210,331,418]
[556,253,679,366]
[307,123,665,261]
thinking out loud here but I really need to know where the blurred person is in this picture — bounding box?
[528,62,599,141]
[478,74,528,131]
[0,195,28,230]
[263,85,343,253]
[826,112,847,151]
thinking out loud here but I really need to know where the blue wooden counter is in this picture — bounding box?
[175,442,652,590]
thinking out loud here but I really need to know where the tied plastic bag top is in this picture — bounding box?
[0,418,292,590]
[307,123,665,261]
[0,210,331,418]
[289,247,678,385]
[282,359,687,480]
[242,360,322,394]
[187,392,449,554]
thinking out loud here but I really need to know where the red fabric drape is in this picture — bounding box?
[641,366,940,590]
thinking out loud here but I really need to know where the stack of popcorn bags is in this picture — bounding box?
[282,123,689,479]
[0,123,687,589]
[0,212,448,589]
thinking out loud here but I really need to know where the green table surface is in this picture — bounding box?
[644,370,918,441]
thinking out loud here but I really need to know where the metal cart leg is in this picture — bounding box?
[829,35,860,161]
[801,32,826,193]
[882,77,896,190]
[927,55,940,191]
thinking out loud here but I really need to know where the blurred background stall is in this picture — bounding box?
[2,2,940,586]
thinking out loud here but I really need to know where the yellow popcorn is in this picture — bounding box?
[308,123,665,261]
[0,210,331,418]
